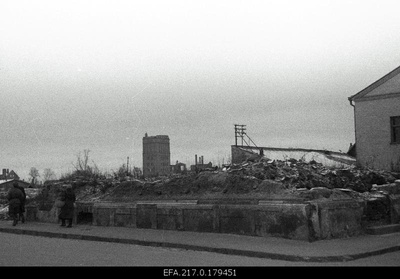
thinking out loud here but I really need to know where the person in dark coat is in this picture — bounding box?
[14,183,26,223]
[58,185,76,228]
[7,182,24,226]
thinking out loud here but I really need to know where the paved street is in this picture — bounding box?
[0,232,276,266]
[1,232,399,266]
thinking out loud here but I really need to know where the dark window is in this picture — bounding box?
[391,116,400,144]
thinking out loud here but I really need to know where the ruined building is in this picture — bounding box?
[190,155,213,172]
[171,161,187,174]
[142,133,171,177]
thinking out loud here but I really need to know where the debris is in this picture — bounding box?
[28,157,399,205]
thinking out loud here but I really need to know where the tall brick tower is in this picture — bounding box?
[142,133,171,177]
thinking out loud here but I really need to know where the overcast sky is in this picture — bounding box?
[1,0,400,181]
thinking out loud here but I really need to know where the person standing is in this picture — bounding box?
[7,182,24,226]
[14,183,26,223]
[58,185,76,228]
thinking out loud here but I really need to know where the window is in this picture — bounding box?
[391,116,400,144]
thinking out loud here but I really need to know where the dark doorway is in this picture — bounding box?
[77,212,93,224]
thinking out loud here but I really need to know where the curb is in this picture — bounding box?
[0,227,399,263]
[366,224,400,235]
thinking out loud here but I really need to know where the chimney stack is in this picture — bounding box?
[195,154,198,165]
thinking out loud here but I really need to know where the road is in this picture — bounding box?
[0,232,399,266]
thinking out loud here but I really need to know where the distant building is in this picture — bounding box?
[0,169,19,181]
[142,133,171,177]
[171,161,187,174]
[348,65,400,171]
[190,154,214,172]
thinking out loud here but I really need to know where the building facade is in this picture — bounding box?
[142,133,171,177]
[189,154,214,172]
[171,161,187,174]
[348,65,400,171]
[0,169,19,181]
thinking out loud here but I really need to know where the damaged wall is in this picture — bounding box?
[308,200,364,239]
[231,145,356,168]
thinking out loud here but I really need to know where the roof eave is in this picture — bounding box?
[348,64,400,102]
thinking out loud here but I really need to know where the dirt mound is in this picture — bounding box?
[97,170,291,202]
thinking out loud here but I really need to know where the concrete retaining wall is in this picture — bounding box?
[308,200,364,240]
[26,198,366,241]
[25,182,400,241]
[373,180,400,224]
[87,200,314,240]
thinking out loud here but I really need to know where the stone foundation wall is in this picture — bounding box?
[308,200,364,240]
[26,198,365,241]
[25,182,400,241]
[372,181,400,224]
[87,201,314,240]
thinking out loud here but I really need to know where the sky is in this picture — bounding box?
[1,0,400,181]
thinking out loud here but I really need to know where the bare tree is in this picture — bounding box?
[71,149,102,178]
[73,149,91,173]
[42,168,56,183]
[29,167,40,185]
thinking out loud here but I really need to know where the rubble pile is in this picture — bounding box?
[21,157,400,204]
[222,158,399,193]
[100,158,399,202]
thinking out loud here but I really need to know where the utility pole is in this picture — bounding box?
[234,124,258,148]
[127,156,129,176]
[234,124,246,146]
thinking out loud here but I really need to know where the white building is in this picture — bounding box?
[348,66,400,171]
